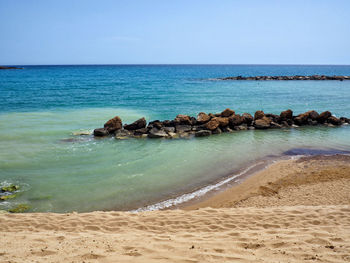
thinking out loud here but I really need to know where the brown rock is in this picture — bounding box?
[254,110,265,120]
[229,114,244,127]
[254,116,271,129]
[104,116,122,133]
[205,118,220,130]
[307,110,319,121]
[93,128,109,137]
[124,117,146,130]
[327,116,342,125]
[280,109,293,120]
[242,113,253,125]
[216,117,229,127]
[318,111,332,123]
[175,114,192,125]
[196,112,210,123]
[294,112,309,125]
[221,108,235,117]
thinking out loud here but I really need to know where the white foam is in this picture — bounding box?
[132,161,266,212]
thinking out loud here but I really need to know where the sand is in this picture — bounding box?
[1,155,350,263]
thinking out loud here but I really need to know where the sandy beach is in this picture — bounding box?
[1,154,349,262]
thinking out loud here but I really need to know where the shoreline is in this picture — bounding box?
[1,153,349,262]
[185,154,350,210]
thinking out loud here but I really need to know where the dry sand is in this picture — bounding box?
[1,155,350,263]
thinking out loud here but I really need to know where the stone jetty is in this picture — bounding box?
[93,109,350,139]
[217,75,350,81]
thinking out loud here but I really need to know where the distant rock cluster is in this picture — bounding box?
[217,75,350,81]
[0,66,22,70]
[93,109,350,139]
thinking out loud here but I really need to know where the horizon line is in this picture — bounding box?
[3,63,350,67]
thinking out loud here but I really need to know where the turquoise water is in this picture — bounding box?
[1,65,350,212]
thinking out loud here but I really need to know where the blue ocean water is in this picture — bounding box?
[1,65,350,212]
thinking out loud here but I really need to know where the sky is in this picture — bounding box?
[0,0,349,65]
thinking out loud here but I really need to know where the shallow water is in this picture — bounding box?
[1,65,350,212]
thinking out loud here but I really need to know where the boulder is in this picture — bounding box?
[196,112,211,123]
[175,125,192,133]
[242,113,253,125]
[254,110,265,120]
[1,185,19,192]
[221,108,235,117]
[318,111,332,123]
[280,109,293,120]
[93,128,109,137]
[254,117,271,129]
[163,127,175,133]
[124,117,146,130]
[148,128,168,138]
[205,118,220,130]
[234,124,248,131]
[265,114,280,123]
[212,127,222,134]
[216,117,229,127]
[104,116,122,133]
[175,114,192,125]
[134,128,148,135]
[340,117,350,124]
[148,120,163,129]
[307,110,319,121]
[221,126,234,133]
[327,116,342,125]
[294,112,309,125]
[229,114,244,127]
[195,130,212,137]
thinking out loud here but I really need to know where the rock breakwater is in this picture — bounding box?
[93,109,350,140]
[217,75,350,81]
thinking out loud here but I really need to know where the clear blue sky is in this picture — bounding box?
[1,0,349,65]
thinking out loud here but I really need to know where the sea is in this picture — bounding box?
[1,65,350,212]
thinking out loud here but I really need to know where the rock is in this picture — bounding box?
[294,112,309,125]
[221,126,234,133]
[195,130,212,137]
[318,111,332,123]
[204,118,220,130]
[72,130,91,136]
[221,108,235,117]
[340,117,350,124]
[163,127,175,133]
[270,122,282,128]
[134,127,148,135]
[175,125,192,133]
[93,128,109,137]
[216,117,229,127]
[148,128,168,138]
[8,204,30,213]
[175,114,192,125]
[327,116,342,125]
[280,109,293,121]
[196,112,210,123]
[248,126,255,130]
[308,110,319,121]
[212,127,222,134]
[242,113,253,125]
[0,194,17,201]
[229,114,244,127]
[124,117,146,130]
[234,124,248,131]
[254,117,271,129]
[104,116,122,133]
[167,132,178,138]
[1,185,19,192]
[265,114,280,123]
[148,120,163,129]
[254,110,265,120]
